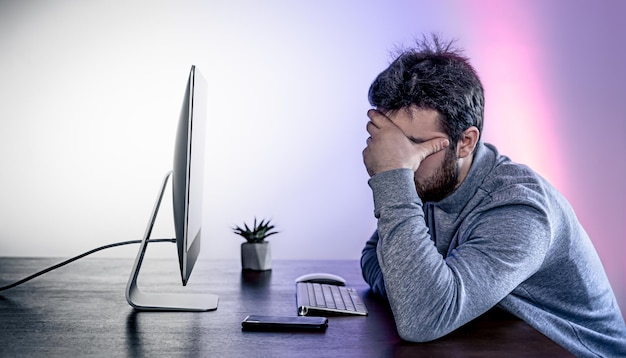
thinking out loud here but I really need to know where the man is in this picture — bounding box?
[360,35,626,357]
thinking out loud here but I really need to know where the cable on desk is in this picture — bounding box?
[0,238,176,292]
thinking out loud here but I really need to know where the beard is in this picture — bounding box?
[415,147,459,203]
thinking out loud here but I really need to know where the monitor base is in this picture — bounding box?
[127,288,219,312]
[125,171,218,311]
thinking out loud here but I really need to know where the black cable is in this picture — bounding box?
[0,238,176,292]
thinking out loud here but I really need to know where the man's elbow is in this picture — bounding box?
[395,320,448,343]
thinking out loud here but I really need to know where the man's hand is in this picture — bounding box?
[362,109,449,177]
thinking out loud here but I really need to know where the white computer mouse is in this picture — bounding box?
[295,272,346,286]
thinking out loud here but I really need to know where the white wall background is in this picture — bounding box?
[1,0,624,313]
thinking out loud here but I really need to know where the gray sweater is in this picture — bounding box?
[361,142,626,357]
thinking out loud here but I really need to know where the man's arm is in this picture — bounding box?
[360,230,386,297]
[371,169,551,342]
[360,107,446,300]
[361,109,550,341]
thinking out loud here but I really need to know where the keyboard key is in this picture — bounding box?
[313,283,326,308]
[322,285,336,309]
[330,286,346,310]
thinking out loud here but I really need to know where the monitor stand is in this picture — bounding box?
[125,171,219,311]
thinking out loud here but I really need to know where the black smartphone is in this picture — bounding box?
[241,315,328,332]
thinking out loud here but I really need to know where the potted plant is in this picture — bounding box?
[233,218,279,271]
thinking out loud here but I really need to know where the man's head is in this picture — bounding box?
[367,35,483,202]
[368,35,484,150]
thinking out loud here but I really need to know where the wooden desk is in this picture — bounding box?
[0,257,573,357]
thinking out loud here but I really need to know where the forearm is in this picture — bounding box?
[360,231,387,297]
[376,210,458,341]
[371,170,459,341]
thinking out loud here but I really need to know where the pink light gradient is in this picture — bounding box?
[458,0,624,317]
[462,1,566,193]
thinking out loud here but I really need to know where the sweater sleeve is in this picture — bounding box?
[360,230,387,297]
[369,169,550,342]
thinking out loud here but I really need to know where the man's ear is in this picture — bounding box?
[456,126,480,159]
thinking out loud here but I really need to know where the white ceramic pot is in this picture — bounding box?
[241,242,272,271]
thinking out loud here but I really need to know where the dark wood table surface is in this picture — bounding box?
[0,256,573,357]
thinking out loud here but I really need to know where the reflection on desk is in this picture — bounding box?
[0,257,573,357]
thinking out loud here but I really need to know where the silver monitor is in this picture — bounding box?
[125,65,219,311]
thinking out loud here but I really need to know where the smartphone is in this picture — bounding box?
[241,315,328,332]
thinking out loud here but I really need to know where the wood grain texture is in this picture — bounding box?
[0,257,573,357]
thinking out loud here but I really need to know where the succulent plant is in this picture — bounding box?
[233,218,279,244]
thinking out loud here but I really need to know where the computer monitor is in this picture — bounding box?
[125,65,219,311]
[173,65,205,286]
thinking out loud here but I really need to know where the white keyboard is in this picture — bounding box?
[296,282,368,316]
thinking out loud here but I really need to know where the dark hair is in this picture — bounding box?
[368,35,484,146]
